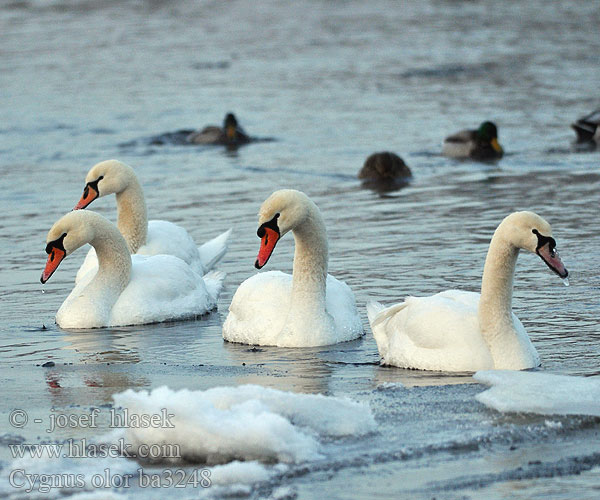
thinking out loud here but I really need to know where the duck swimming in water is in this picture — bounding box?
[187,113,250,146]
[442,121,503,160]
[358,152,412,182]
[571,109,600,146]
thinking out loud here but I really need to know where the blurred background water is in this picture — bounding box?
[1,1,599,498]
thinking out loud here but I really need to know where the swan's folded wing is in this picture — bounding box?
[369,301,409,329]
[110,254,213,326]
[141,220,204,274]
[371,291,493,370]
[400,291,480,350]
[222,271,291,345]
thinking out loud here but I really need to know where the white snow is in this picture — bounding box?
[110,384,376,464]
[474,370,600,416]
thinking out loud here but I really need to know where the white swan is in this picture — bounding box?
[223,189,363,347]
[41,211,224,329]
[367,212,568,372]
[73,159,230,282]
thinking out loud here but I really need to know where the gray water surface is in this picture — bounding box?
[1,1,600,499]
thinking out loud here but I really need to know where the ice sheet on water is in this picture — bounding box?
[475,370,600,416]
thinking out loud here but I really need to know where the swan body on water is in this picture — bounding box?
[73,159,230,282]
[223,189,363,347]
[41,211,224,329]
[367,212,568,372]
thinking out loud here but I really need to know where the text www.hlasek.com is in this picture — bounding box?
[9,438,180,461]
[8,440,211,492]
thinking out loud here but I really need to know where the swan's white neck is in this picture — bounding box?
[115,175,148,254]
[289,208,329,315]
[86,220,132,302]
[478,224,521,363]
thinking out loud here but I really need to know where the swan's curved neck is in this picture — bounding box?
[115,176,148,254]
[478,226,520,355]
[290,208,329,313]
[87,221,132,299]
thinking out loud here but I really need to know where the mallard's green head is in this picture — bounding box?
[224,113,238,140]
[477,121,502,154]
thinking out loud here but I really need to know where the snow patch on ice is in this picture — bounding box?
[475,370,600,416]
[111,384,376,464]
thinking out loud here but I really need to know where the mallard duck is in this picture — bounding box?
[358,152,412,181]
[442,121,503,160]
[187,113,250,146]
[571,110,600,145]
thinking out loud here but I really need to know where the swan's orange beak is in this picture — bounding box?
[41,247,66,284]
[255,227,280,269]
[74,183,99,210]
[537,242,568,279]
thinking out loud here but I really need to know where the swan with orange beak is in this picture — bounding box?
[223,189,363,347]
[71,160,231,283]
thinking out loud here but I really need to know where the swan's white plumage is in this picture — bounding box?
[59,255,223,329]
[75,224,231,283]
[137,220,206,274]
[75,223,230,283]
[368,290,536,372]
[74,160,230,283]
[222,189,363,347]
[46,211,224,329]
[223,271,363,347]
[367,211,565,372]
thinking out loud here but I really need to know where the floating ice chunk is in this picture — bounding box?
[210,460,286,485]
[111,385,376,465]
[269,485,298,500]
[474,370,600,416]
[376,382,405,391]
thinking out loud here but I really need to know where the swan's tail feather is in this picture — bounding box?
[203,270,226,302]
[366,301,385,324]
[199,229,232,271]
[368,300,408,329]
